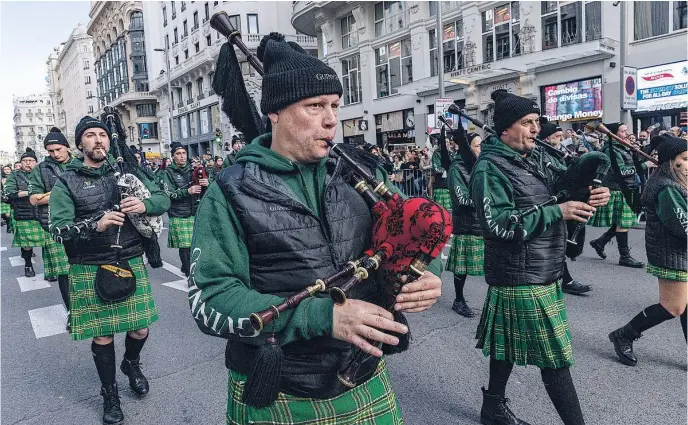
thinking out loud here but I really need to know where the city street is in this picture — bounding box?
[1,224,686,425]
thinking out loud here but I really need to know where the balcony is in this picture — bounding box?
[192,25,199,32]
[197,93,205,101]
[186,99,194,105]
[292,1,338,37]
[177,102,184,108]
[207,89,215,96]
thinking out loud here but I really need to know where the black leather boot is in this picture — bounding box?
[480,387,531,425]
[452,299,475,317]
[562,280,592,295]
[24,266,35,277]
[120,357,149,396]
[100,383,124,424]
[616,232,644,268]
[589,228,615,259]
[608,324,640,366]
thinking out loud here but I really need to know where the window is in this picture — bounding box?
[165,34,170,49]
[85,76,92,84]
[342,55,362,105]
[171,1,176,19]
[130,11,143,29]
[634,1,686,40]
[206,35,212,46]
[131,30,145,53]
[136,104,157,117]
[247,14,259,34]
[183,20,188,37]
[133,57,147,74]
[175,55,179,65]
[675,1,688,30]
[542,1,601,49]
[374,2,409,37]
[241,61,255,76]
[586,1,602,41]
[181,1,186,12]
[138,123,159,139]
[186,82,193,101]
[227,14,240,32]
[196,77,204,96]
[195,42,200,53]
[429,29,439,77]
[375,38,412,98]
[174,28,178,43]
[88,105,94,113]
[193,11,199,29]
[184,49,189,59]
[435,19,464,74]
[482,2,520,62]
[87,90,93,98]
[429,1,461,16]
[204,2,210,20]
[341,14,358,49]
[163,6,167,26]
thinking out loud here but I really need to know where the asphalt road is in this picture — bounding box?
[1,224,685,425]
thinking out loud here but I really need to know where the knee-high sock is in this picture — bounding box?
[453,274,467,302]
[541,367,585,425]
[179,248,190,273]
[92,340,116,387]
[487,357,513,397]
[124,332,148,361]
[21,248,33,266]
[680,309,687,342]
[563,262,574,283]
[57,275,69,309]
[628,303,675,334]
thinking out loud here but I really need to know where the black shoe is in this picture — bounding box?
[480,387,531,425]
[120,357,149,396]
[608,324,640,366]
[561,280,592,296]
[589,239,607,259]
[100,383,124,425]
[452,299,475,317]
[619,249,644,268]
[24,266,35,278]
[45,276,58,282]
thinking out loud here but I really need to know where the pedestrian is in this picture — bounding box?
[609,135,687,366]
[1,164,13,232]
[188,35,442,424]
[48,116,170,424]
[471,89,610,425]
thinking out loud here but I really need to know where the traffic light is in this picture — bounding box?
[215,129,222,144]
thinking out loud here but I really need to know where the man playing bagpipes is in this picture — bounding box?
[28,127,73,312]
[188,32,443,424]
[588,122,645,268]
[5,148,42,277]
[160,141,208,277]
[471,90,610,425]
[48,116,169,425]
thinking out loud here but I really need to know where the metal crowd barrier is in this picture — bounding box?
[390,168,431,198]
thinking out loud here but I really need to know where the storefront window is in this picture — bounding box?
[342,55,362,105]
[375,38,412,98]
[200,108,210,134]
[189,111,198,137]
[180,115,189,139]
[210,104,221,136]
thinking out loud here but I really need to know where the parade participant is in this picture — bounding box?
[49,116,170,425]
[609,135,687,366]
[5,148,42,277]
[189,36,442,424]
[471,90,610,425]
[432,136,453,211]
[160,142,207,277]
[446,128,483,317]
[29,128,72,308]
[588,123,645,268]
[14,161,21,171]
[1,164,13,232]
[223,136,242,168]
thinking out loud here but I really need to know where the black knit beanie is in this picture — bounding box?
[258,36,342,114]
[603,122,622,136]
[170,142,186,155]
[20,147,37,161]
[491,89,540,136]
[655,135,687,164]
[467,132,481,144]
[43,127,69,149]
[74,116,110,149]
[538,117,560,140]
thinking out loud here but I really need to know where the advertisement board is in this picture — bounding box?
[636,61,688,112]
[541,77,603,122]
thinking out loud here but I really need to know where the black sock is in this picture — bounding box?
[563,262,573,283]
[21,248,32,266]
[92,340,116,387]
[179,248,190,273]
[628,303,675,334]
[541,367,585,425]
[57,275,69,309]
[487,357,513,397]
[453,274,467,302]
[680,309,687,342]
[615,231,629,251]
[124,332,148,361]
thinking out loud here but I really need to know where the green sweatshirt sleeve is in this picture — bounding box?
[471,162,563,242]
[656,187,688,238]
[28,167,46,195]
[432,151,445,174]
[188,183,334,345]
[160,169,191,203]
[4,172,21,201]
[448,162,472,207]
[48,180,76,234]
[136,170,170,216]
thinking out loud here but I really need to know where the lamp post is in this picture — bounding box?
[154,47,173,158]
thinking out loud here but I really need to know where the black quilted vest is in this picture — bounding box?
[58,169,143,264]
[602,141,638,191]
[451,160,481,236]
[35,161,64,231]
[216,159,382,398]
[166,166,197,218]
[642,168,687,272]
[480,153,566,286]
[12,171,36,221]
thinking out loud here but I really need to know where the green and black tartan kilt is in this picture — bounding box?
[588,190,635,228]
[647,264,688,282]
[475,280,574,369]
[12,219,47,248]
[445,234,485,276]
[0,201,10,215]
[432,188,452,212]
[69,256,158,341]
[226,357,404,425]
[42,236,69,278]
[168,216,195,248]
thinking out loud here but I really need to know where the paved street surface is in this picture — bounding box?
[1,224,685,425]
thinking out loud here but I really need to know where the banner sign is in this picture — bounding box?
[636,61,688,112]
[541,77,603,122]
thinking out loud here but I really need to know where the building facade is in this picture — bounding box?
[0,151,15,166]
[88,1,162,155]
[292,1,687,147]
[13,94,55,161]
[145,1,317,158]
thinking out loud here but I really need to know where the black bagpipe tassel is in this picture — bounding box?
[382,311,411,355]
[141,236,163,269]
[242,333,283,408]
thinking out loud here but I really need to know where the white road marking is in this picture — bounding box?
[28,304,68,338]
[0,246,7,252]
[162,279,190,293]
[17,274,51,292]
[162,261,185,278]
[9,256,24,267]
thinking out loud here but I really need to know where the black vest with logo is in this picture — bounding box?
[480,152,566,286]
[216,159,382,399]
[58,169,143,264]
[602,141,638,191]
[12,171,36,221]
[642,168,687,272]
[36,161,63,231]
[166,166,197,218]
[451,160,481,236]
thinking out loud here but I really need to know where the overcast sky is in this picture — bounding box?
[0,1,91,154]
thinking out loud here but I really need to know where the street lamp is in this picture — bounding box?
[154,47,173,158]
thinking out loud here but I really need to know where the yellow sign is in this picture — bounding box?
[145,152,160,159]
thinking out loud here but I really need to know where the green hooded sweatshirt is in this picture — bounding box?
[448,154,473,208]
[189,133,442,345]
[49,156,170,234]
[159,161,193,201]
[471,136,564,242]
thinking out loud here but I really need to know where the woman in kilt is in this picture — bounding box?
[1,165,13,232]
[49,116,170,425]
[609,135,687,366]
[5,148,42,277]
[471,90,610,425]
[588,123,645,268]
[446,130,483,317]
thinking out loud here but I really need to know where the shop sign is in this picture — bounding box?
[434,98,454,128]
[449,63,492,79]
[342,118,366,137]
[636,60,688,112]
[541,77,603,122]
[380,111,404,132]
[622,67,637,110]
[481,79,520,104]
[174,94,217,116]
